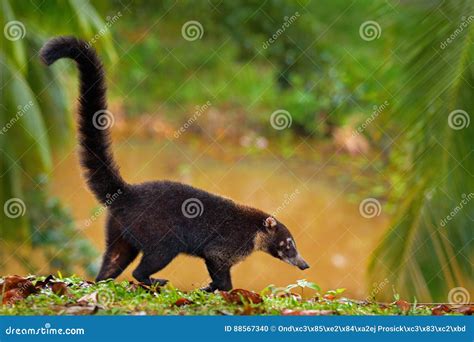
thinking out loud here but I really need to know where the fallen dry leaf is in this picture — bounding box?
[62,305,98,315]
[2,289,24,305]
[431,304,451,316]
[51,282,69,296]
[454,305,474,315]
[395,300,411,313]
[77,291,99,305]
[220,289,263,305]
[1,276,37,304]
[174,298,194,306]
[282,309,335,316]
[1,275,32,292]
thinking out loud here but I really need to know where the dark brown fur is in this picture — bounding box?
[40,36,308,291]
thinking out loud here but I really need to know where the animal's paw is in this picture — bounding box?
[200,283,232,292]
[150,278,168,286]
[200,284,217,293]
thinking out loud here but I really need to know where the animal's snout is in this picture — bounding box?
[287,254,310,270]
[298,259,310,270]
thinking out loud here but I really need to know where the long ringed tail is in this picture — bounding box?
[39,36,126,203]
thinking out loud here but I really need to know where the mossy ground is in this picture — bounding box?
[1,275,466,316]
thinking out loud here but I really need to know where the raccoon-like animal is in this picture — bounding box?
[40,36,309,291]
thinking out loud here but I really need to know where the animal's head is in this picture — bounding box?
[255,216,309,270]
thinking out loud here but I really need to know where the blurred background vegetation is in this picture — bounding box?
[0,0,472,302]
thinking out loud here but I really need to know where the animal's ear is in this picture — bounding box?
[263,216,277,229]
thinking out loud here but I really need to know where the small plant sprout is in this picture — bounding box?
[286,279,321,297]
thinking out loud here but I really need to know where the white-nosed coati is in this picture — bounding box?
[40,36,309,291]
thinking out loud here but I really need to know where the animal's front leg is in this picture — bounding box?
[202,259,232,292]
[132,247,176,286]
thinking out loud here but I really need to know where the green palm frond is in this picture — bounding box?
[0,0,115,275]
[25,33,74,143]
[1,0,27,70]
[368,0,474,302]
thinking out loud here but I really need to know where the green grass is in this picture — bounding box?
[0,275,462,316]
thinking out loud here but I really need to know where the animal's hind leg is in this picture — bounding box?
[202,259,232,292]
[132,247,178,286]
[96,217,138,281]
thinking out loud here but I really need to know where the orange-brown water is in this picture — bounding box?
[8,137,389,298]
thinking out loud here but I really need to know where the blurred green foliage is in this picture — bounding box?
[369,0,474,302]
[0,0,115,275]
[107,0,383,135]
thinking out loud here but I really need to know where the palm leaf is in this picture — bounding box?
[0,148,29,240]
[0,0,27,72]
[368,0,474,302]
[0,52,51,241]
[25,33,73,144]
[1,54,52,174]
[0,0,115,274]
